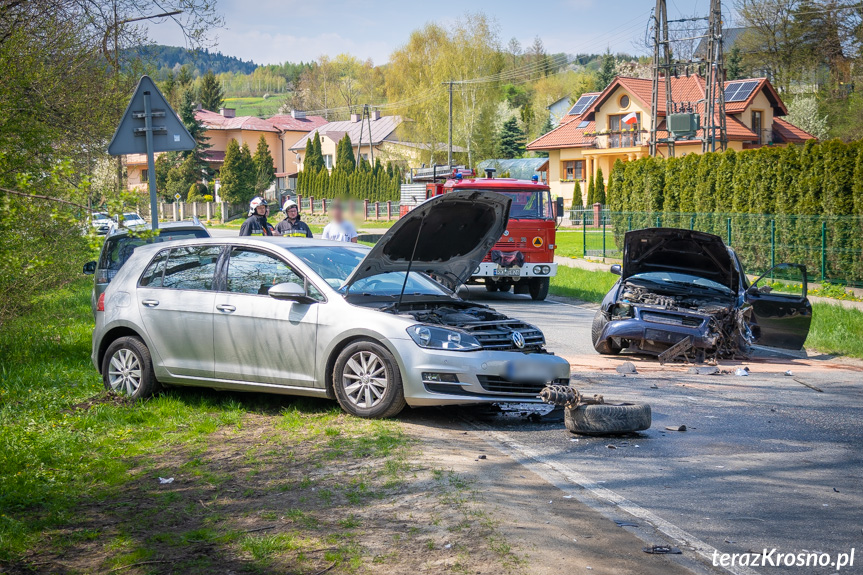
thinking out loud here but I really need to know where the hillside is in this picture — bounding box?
[133,45,258,76]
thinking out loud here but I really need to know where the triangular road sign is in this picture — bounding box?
[108,75,196,156]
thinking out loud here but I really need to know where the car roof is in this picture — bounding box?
[106,221,208,238]
[129,236,369,256]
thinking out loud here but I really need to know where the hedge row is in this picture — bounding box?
[296,168,401,202]
[605,140,863,284]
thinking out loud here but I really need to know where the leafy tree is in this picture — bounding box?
[177,65,194,89]
[165,154,199,201]
[252,135,276,195]
[786,97,829,140]
[594,167,606,205]
[198,69,224,112]
[220,140,255,203]
[726,46,743,81]
[497,117,526,158]
[597,49,616,91]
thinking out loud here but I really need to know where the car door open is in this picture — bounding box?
[213,247,320,388]
[745,263,812,350]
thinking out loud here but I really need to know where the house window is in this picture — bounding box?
[619,95,630,108]
[563,160,584,181]
[324,154,333,169]
[141,169,148,182]
[751,110,763,144]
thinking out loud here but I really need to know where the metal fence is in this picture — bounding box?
[566,209,863,286]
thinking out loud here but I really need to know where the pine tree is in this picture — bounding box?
[572,180,583,210]
[311,132,325,172]
[594,167,606,205]
[586,174,596,205]
[162,71,178,109]
[198,70,225,112]
[597,49,616,90]
[303,138,315,173]
[176,65,193,90]
[726,47,742,81]
[253,135,276,196]
[497,117,525,159]
[165,154,199,202]
[336,134,356,173]
[220,140,256,204]
[179,89,212,177]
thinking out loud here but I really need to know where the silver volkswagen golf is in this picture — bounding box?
[91,190,571,418]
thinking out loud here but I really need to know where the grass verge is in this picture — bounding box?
[548,265,617,304]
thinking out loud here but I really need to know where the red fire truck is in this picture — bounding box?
[400,166,563,300]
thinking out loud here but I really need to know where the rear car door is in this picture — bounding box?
[136,245,223,378]
[744,263,812,350]
[213,247,320,387]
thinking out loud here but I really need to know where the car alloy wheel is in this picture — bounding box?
[342,350,388,409]
[107,348,143,395]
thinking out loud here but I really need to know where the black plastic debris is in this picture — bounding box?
[643,545,682,554]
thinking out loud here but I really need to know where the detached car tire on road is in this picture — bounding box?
[564,402,651,435]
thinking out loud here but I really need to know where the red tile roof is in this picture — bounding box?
[772,118,815,143]
[195,110,327,133]
[528,119,595,150]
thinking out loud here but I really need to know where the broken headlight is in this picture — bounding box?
[407,325,481,351]
[612,303,634,319]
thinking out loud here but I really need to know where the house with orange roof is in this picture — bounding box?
[526,75,816,205]
[124,108,328,193]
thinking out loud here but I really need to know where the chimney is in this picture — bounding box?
[371,110,381,121]
[195,103,202,111]
[290,109,306,119]
[220,108,236,118]
[350,113,361,123]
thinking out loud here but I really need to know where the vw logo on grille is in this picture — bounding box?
[511,331,525,349]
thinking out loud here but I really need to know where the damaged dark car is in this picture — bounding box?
[592,228,813,360]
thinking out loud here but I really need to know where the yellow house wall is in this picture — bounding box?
[734,91,775,143]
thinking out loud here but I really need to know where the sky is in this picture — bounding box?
[146,0,723,66]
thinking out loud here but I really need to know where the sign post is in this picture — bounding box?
[108,75,196,231]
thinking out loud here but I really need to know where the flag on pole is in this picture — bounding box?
[622,112,639,125]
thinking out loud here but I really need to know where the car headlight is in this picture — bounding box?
[612,303,633,319]
[407,325,482,351]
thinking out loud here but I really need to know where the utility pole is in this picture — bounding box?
[649,0,671,157]
[446,80,453,168]
[366,104,374,168]
[703,0,727,152]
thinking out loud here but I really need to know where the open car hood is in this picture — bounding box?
[622,228,735,289]
[343,190,511,289]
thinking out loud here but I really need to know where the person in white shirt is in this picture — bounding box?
[322,202,358,243]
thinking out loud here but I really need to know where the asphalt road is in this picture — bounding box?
[442,287,863,574]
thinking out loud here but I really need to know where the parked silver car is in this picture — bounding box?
[91,191,571,418]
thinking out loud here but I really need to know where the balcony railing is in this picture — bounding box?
[585,130,648,149]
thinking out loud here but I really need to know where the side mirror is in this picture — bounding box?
[268,282,314,303]
[610,264,622,276]
[83,261,97,275]
[555,196,565,219]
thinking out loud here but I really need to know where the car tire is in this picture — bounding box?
[101,336,160,399]
[485,282,498,292]
[592,310,621,355]
[565,402,651,435]
[529,278,549,300]
[333,340,406,418]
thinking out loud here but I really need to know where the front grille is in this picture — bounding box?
[462,320,545,351]
[478,376,569,395]
[641,311,704,328]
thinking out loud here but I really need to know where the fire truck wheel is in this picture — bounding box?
[529,278,549,301]
[485,282,498,292]
[497,281,512,293]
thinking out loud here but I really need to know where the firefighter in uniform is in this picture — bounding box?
[275,199,313,238]
[239,197,275,236]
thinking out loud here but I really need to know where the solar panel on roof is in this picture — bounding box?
[577,120,589,128]
[725,81,759,103]
[568,94,598,116]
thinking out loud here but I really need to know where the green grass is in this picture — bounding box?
[223,96,285,117]
[806,303,863,358]
[548,265,618,303]
[554,228,619,258]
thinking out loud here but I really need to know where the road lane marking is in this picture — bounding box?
[463,418,762,575]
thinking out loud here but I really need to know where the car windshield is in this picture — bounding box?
[93,212,109,221]
[290,245,451,297]
[459,188,551,219]
[628,271,732,294]
[123,213,144,222]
